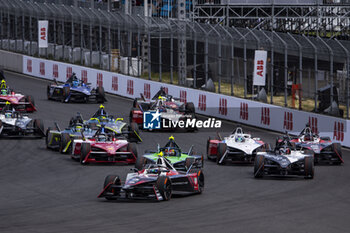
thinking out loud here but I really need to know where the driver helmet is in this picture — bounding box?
[279,147,291,155]
[304,135,313,141]
[0,80,6,89]
[235,136,245,142]
[1,89,7,95]
[72,80,79,88]
[75,124,83,132]
[4,111,11,118]
[164,148,175,156]
[149,168,159,174]
[97,134,107,142]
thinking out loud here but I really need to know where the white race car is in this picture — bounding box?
[207,127,267,164]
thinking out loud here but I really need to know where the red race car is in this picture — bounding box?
[71,128,138,165]
[98,155,204,201]
[0,80,36,112]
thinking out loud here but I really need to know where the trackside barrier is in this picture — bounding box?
[22,55,349,147]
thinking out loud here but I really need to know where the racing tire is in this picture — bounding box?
[185,157,196,171]
[132,99,138,108]
[129,122,141,142]
[59,133,71,154]
[127,143,138,160]
[62,86,70,103]
[197,170,204,194]
[45,127,53,149]
[156,176,172,201]
[96,86,105,103]
[304,156,314,179]
[103,175,121,200]
[47,85,51,100]
[0,120,3,134]
[332,143,343,165]
[80,143,91,165]
[135,155,146,171]
[33,119,45,137]
[207,137,215,160]
[216,143,227,165]
[254,155,265,178]
[185,102,195,114]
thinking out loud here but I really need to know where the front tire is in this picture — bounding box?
[304,156,314,179]
[135,155,146,171]
[59,133,71,154]
[80,143,91,164]
[62,86,70,103]
[127,143,138,160]
[254,155,265,178]
[156,176,172,201]
[216,143,227,165]
[96,86,105,103]
[103,175,121,200]
[33,119,45,137]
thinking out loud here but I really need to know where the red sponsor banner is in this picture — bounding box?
[81,70,88,83]
[112,76,118,91]
[39,62,45,76]
[27,59,32,73]
[333,121,344,142]
[198,94,206,111]
[283,112,293,131]
[127,80,134,95]
[97,73,103,87]
[240,103,248,120]
[261,107,270,125]
[180,90,187,104]
[53,64,58,78]
[219,98,227,116]
[144,83,150,99]
[66,67,72,79]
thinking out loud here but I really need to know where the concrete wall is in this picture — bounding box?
[0,50,23,73]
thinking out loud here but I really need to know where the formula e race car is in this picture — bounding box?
[207,127,267,164]
[70,127,138,165]
[254,137,314,179]
[98,155,204,201]
[130,88,196,131]
[135,136,203,171]
[0,105,44,138]
[0,80,36,112]
[46,114,98,153]
[282,124,343,165]
[47,73,106,103]
[86,105,142,143]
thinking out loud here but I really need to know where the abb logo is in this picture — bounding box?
[40,27,46,41]
[161,87,168,94]
[283,112,293,131]
[333,121,344,142]
[144,83,150,99]
[53,64,58,78]
[81,70,88,83]
[256,60,264,77]
[66,67,72,79]
[308,116,318,134]
[240,103,248,120]
[261,107,270,125]
[180,90,187,103]
[27,59,32,73]
[112,76,118,91]
[39,62,45,76]
[219,98,227,116]
[127,80,134,95]
[97,73,103,87]
[198,94,206,111]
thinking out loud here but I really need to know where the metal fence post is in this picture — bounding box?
[303,35,318,112]
[260,30,274,104]
[335,39,349,118]
[273,32,288,107]
[247,28,261,99]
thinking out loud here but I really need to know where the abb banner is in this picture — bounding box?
[38,21,48,48]
[22,55,350,147]
[253,50,267,86]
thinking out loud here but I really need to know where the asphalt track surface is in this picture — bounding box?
[1,71,350,233]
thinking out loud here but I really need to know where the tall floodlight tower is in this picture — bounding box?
[178,0,187,85]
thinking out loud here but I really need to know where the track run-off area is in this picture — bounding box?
[0,71,350,233]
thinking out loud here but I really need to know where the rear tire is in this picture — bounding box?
[254,155,265,178]
[127,143,138,160]
[332,143,343,165]
[80,143,91,164]
[207,137,215,160]
[304,156,314,179]
[45,127,53,149]
[103,175,121,200]
[33,119,44,137]
[185,157,196,170]
[197,170,204,194]
[216,143,227,165]
[27,95,35,108]
[60,133,71,154]
[156,176,172,201]
[129,122,141,142]
[47,85,51,100]
[185,102,195,114]
[135,155,146,171]
[97,86,105,103]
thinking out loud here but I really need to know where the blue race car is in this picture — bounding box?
[47,73,106,103]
